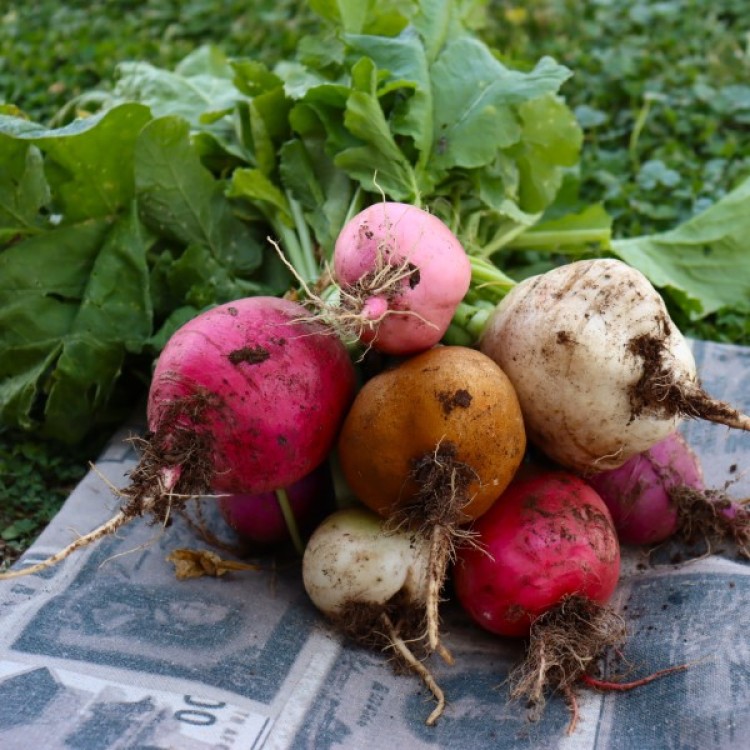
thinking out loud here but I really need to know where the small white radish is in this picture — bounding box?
[302,507,448,725]
[303,507,429,619]
[480,258,750,473]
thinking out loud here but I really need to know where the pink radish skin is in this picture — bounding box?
[219,462,334,545]
[454,472,621,638]
[333,202,471,355]
[587,432,703,545]
[0,297,356,580]
[148,296,356,495]
[587,432,750,555]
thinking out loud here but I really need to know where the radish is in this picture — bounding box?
[587,431,750,554]
[480,258,750,473]
[331,202,472,355]
[218,461,335,553]
[453,472,624,720]
[337,345,526,660]
[302,507,447,724]
[1,297,356,579]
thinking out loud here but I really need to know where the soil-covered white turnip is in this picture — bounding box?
[480,258,750,474]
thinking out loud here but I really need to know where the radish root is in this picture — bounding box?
[269,236,439,351]
[508,595,628,720]
[380,613,446,726]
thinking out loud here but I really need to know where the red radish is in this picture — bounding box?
[455,472,620,637]
[332,202,472,354]
[1,297,356,579]
[588,432,750,554]
[218,461,334,550]
[480,258,750,473]
[453,472,624,717]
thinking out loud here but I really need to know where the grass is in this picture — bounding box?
[2,0,749,567]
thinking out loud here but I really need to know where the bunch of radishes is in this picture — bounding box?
[3,201,749,731]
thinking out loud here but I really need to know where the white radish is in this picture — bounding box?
[480,258,750,473]
[302,507,447,725]
[303,507,429,617]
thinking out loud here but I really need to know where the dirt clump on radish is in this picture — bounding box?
[673,486,750,558]
[509,594,627,720]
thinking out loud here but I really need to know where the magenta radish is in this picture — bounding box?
[453,472,624,716]
[588,431,750,554]
[1,297,356,579]
[302,507,449,724]
[218,461,334,550]
[586,432,703,545]
[480,258,750,473]
[332,202,472,355]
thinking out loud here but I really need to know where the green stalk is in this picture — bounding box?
[443,300,494,346]
[276,222,311,284]
[505,226,612,252]
[275,488,305,557]
[477,221,533,257]
[469,256,517,299]
[286,192,319,283]
[343,186,364,226]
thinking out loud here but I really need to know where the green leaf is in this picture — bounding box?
[333,59,419,200]
[412,0,468,62]
[430,40,572,170]
[248,87,292,174]
[510,203,613,253]
[113,46,241,129]
[152,244,270,314]
[346,27,432,156]
[0,104,152,223]
[612,175,750,319]
[0,140,49,240]
[511,94,583,213]
[229,168,293,224]
[279,138,354,255]
[134,116,262,274]
[0,206,153,442]
[310,0,413,34]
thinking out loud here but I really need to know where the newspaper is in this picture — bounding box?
[1,338,749,750]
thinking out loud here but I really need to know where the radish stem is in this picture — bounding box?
[275,487,305,556]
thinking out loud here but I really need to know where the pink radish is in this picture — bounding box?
[1,297,356,579]
[587,431,750,554]
[218,461,334,551]
[332,202,472,354]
